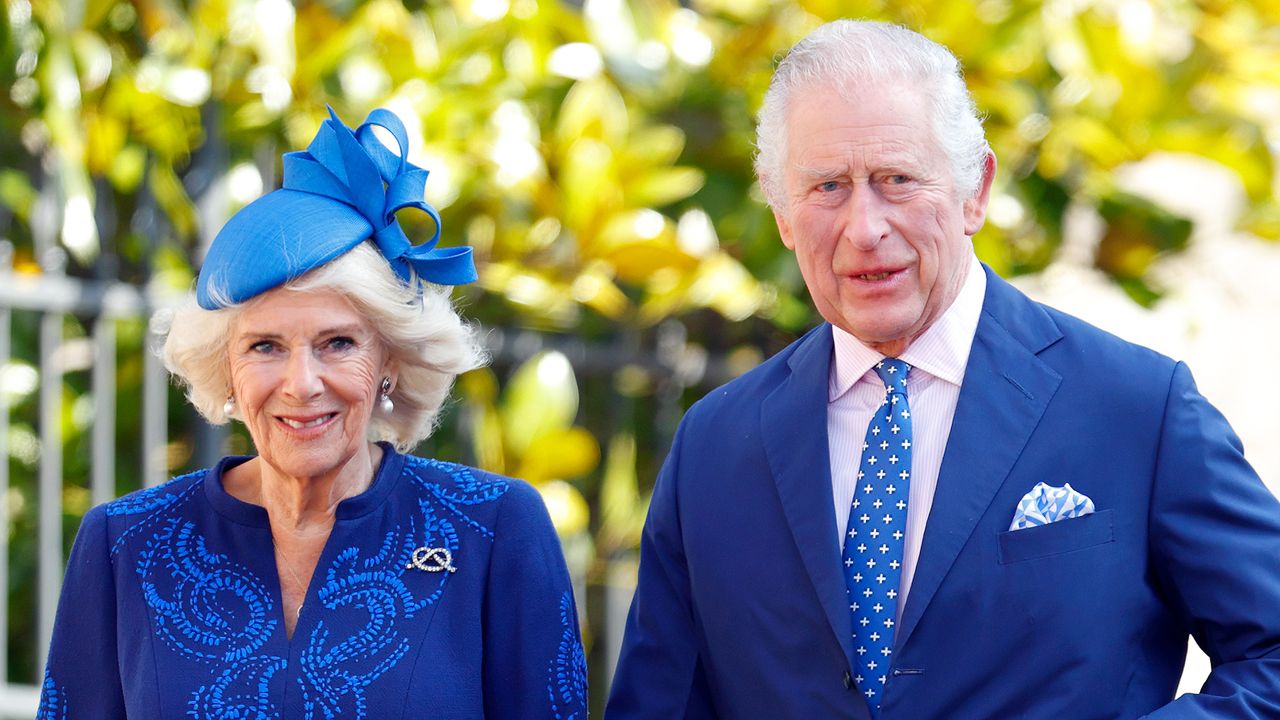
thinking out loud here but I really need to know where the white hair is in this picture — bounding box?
[754,20,989,210]
[161,242,486,452]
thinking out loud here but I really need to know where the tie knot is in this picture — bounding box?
[874,358,910,394]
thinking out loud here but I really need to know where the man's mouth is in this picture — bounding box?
[278,413,336,429]
[857,271,894,281]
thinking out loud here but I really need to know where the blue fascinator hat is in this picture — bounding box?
[196,107,476,310]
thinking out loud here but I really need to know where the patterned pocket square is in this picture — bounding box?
[1009,482,1095,531]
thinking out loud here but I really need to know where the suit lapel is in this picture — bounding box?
[760,326,857,670]
[896,269,1064,648]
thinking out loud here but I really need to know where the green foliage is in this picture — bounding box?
[1096,190,1193,305]
[6,0,1275,317]
[459,352,596,537]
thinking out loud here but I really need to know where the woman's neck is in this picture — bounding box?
[226,442,383,532]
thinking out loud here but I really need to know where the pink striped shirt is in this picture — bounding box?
[828,253,986,620]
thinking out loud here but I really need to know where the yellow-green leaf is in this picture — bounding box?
[598,431,649,554]
[555,77,629,148]
[626,166,705,208]
[499,350,579,455]
[533,478,591,537]
[518,426,600,484]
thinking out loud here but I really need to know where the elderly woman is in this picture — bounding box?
[37,109,587,719]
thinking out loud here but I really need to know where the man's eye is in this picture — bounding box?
[885,175,910,185]
[817,181,841,192]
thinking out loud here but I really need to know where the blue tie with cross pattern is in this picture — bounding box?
[842,358,912,717]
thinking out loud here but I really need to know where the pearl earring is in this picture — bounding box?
[379,377,394,414]
[223,396,236,417]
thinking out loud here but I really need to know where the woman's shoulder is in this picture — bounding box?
[103,467,208,519]
[399,454,511,502]
[73,468,210,562]
[398,454,550,531]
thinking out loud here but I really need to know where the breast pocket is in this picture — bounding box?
[997,509,1115,565]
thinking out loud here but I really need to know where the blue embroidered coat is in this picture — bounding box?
[37,447,587,719]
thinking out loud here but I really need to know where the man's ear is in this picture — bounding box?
[761,175,797,250]
[963,152,997,236]
[774,207,796,251]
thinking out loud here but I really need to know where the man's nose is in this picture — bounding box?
[843,185,891,250]
[281,349,324,400]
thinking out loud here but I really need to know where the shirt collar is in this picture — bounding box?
[829,253,986,402]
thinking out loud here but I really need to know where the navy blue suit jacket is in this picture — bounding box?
[607,266,1280,719]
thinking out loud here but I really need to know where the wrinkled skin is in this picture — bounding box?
[772,81,996,357]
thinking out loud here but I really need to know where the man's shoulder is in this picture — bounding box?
[985,270,1178,378]
[1034,300,1178,377]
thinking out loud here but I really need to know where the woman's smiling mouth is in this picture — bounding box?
[278,413,337,430]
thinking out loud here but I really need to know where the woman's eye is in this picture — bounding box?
[250,341,276,354]
[325,336,356,351]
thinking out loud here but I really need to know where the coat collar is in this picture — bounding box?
[895,265,1063,648]
[760,325,857,669]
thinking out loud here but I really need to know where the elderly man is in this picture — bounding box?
[606,19,1280,720]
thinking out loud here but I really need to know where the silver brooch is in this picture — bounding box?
[406,546,457,573]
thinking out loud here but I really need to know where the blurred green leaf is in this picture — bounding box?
[499,351,579,456]
[598,431,650,555]
[534,478,591,538]
[1240,200,1280,241]
[626,167,705,209]
[555,78,629,148]
[148,161,197,237]
[519,426,600,484]
[0,171,37,220]
[1095,191,1193,301]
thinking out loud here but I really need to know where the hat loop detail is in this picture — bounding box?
[279,107,477,287]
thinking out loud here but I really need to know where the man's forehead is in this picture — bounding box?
[797,73,924,112]
[784,82,936,150]
[791,138,933,174]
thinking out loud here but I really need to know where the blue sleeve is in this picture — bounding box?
[605,424,719,720]
[1145,362,1280,718]
[37,505,127,719]
[482,480,587,719]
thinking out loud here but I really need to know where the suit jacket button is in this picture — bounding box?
[843,670,853,689]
